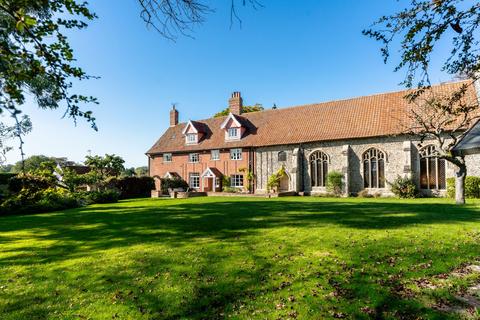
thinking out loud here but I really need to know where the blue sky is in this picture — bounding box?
[6,1,454,167]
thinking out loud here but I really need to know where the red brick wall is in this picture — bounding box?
[150,148,251,191]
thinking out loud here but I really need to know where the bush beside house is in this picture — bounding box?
[389,176,418,199]
[326,171,344,196]
[160,177,189,194]
[0,154,154,215]
[113,176,155,199]
[447,176,480,199]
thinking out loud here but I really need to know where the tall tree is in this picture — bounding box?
[11,154,69,173]
[0,0,98,124]
[135,166,148,176]
[0,0,259,163]
[364,0,480,204]
[85,154,125,180]
[0,0,98,166]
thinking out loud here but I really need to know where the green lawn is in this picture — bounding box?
[1,197,480,319]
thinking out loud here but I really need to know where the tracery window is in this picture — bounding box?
[363,148,385,188]
[309,151,329,187]
[419,145,446,190]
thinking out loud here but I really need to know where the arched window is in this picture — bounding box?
[419,145,446,190]
[363,148,385,188]
[278,151,287,162]
[309,151,329,187]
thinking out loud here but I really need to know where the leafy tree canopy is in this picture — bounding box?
[135,166,148,176]
[84,154,125,179]
[10,154,72,173]
[0,0,98,126]
[214,104,264,118]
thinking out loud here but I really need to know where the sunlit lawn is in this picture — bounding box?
[1,197,480,319]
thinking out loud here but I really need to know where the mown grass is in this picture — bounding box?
[0,197,480,319]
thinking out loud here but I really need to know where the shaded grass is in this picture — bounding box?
[0,197,479,319]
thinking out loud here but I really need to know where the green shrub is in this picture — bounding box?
[0,173,16,185]
[267,166,287,193]
[222,186,238,193]
[36,188,78,210]
[0,187,79,215]
[389,176,418,199]
[221,176,232,192]
[8,172,57,194]
[113,176,155,199]
[447,177,455,198]
[447,176,480,198]
[326,171,344,196]
[160,178,189,194]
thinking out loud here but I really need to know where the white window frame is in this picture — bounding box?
[163,153,172,163]
[228,127,239,139]
[189,173,200,189]
[186,133,197,144]
[211,149,220,161]
[231,174,244,187]
[188,153,199,163]
[230,148,242,160]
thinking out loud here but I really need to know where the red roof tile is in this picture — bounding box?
[146,81,478,154]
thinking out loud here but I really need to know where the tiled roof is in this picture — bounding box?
[146,81,478,154]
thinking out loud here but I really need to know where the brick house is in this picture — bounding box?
[146,81,480,196]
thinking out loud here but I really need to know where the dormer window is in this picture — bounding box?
[182,120,205,145]
[220,112,245,141]
[228,128,239,139]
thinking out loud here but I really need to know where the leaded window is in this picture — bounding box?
[363,148,385,188]
[278,151,287,162]
[419,145,446,190]
[309,151,329,187]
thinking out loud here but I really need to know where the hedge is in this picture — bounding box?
[446,176,480,198]
[160,178,189,194]
[112,176,155,199]
[0,173,16,185]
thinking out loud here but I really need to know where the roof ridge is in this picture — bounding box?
[174,80,469,125]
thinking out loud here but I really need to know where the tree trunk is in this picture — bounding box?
[455,164,467,205]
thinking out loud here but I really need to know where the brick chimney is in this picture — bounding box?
[229,91,243,115]
[170,105,178,126]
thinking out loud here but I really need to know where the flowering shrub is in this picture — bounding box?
[389,176,418,199]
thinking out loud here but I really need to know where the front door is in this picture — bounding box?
[279,175,289,192]
[204,177,214,192]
